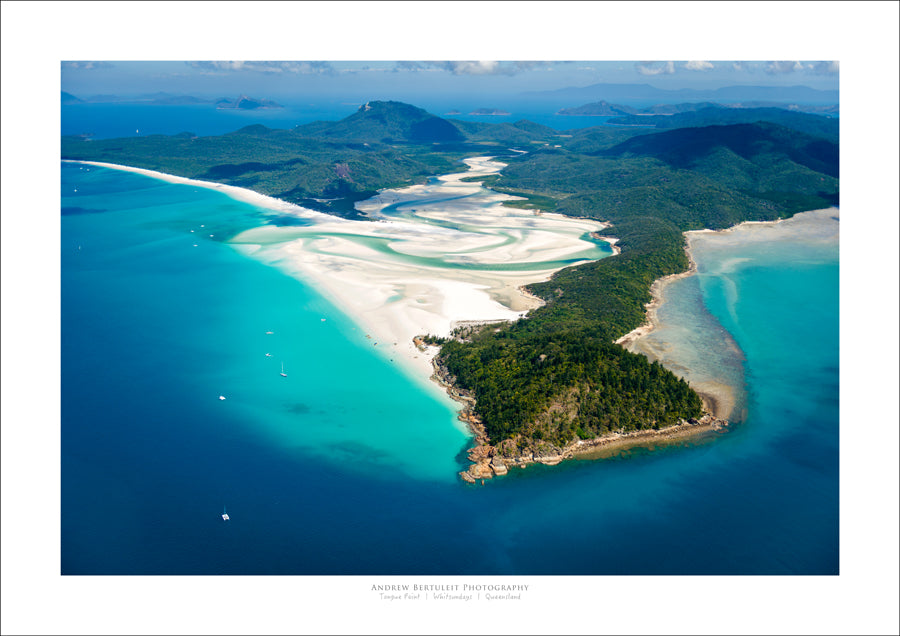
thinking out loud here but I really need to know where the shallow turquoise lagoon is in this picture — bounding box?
[61,163,838,575]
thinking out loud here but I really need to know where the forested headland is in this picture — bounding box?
[62,101,839,465]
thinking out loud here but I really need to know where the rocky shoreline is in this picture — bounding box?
[422,233,729,485]
[429,355,729,484]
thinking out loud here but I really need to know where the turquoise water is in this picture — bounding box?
[61,164,838,575]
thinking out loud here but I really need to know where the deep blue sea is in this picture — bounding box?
[60,162,838,575]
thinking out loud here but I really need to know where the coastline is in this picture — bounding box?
[615,208,838,422]
[590,232,622,256]
[448,210,838,483]
[431,355,728,483]
[614,245,698,350]
[610,236,741,418]
[64,158,835,485]
[62,159,330,220]
[66,157,608,394]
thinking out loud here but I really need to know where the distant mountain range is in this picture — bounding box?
[61,91,282,108]
[522,82,839,105]
[606,106,839,142]
[61,91,84,105]
[558,100,838,117]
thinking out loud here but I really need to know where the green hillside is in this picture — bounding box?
[61,102,568,218]
[437,120,838,448]
[61,102,839,453]
[606,106,839,142]
[295,100,465,144]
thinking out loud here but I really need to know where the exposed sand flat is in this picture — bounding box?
[230,158,610,378]
[68,158,611,381]
[686,207,840,253]
[618,208,839,421]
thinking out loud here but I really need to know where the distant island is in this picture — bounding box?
[215,95,283,110]
[520,81,839,104]
[469,108,511,116]
[61,91,283,109]
[61,91,213,105]
[556,100,640,116]
[558,100,838,117]
[61,100,838,483]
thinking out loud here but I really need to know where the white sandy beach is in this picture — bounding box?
[231,157,610,378]
[69,158,610,380]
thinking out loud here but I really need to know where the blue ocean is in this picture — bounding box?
[61,162,838,575]
[61,101,622,139]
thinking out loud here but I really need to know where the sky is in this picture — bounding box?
[60,59,841,102]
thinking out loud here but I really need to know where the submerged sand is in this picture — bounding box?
[70,158,611,381]
[618,208,839,421]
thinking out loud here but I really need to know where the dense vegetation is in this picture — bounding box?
[606,106,839,142]
[436,117,838,446]
[62,101,839,449]
[62,125,464,219]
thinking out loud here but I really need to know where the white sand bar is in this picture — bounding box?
[69,157,612,379]
[231,156,610,378]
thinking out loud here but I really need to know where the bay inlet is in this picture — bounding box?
[61,160,838,574]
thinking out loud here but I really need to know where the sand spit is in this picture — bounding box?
[224,157,608,380]
[62,160,331,221]
[68,158,609,383]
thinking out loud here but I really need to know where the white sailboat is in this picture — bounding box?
[280,362,287,378]
[222,506,230,521]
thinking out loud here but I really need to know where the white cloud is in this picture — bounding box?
[684,60,714,71]
[390,61,547,76]
[439,61,528,75]
[813,60,840,75]
[765,60,807,74]
[186,61,335,75]
[636,61,675,75]
[61,61,114,70]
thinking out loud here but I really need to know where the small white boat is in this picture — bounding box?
[218,395,226,400]
[222,506,230,521]
[265,330,274,335]
[280,362,288,378]
[265,353,272,357]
